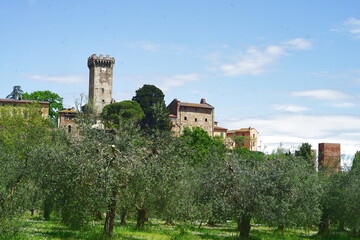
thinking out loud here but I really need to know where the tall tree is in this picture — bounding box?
[295,143,315,167]
[132,84,171,132]
[6,85,24,100]
[22,90,63,123]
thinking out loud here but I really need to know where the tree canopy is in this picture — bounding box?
[6,85,24,99]
[132,84,171,132]
[101,100,145,128]
[22,90,63,123]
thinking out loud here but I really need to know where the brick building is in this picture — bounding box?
[58,109,78,133]
[167,98,215,136]
[226,128,259,151]
[318,143,341,173]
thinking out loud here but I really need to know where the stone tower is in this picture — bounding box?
[87,54,115,114]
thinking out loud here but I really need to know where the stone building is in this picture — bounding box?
[0,98,50,117]
[167,98,215,136]
[58,109,78,133]
[226,127,259,151]
[318,143,341,173]
[88,54,115,114]
[213,121,228,138]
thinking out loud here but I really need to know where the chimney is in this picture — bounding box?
[200,98,207,104]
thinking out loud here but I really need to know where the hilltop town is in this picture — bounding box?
[2,54,342,171]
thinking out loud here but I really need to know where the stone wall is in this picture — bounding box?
[177,106,214,136]
[88,54,115,114]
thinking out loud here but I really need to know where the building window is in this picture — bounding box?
[253,134,255,138]
[195,108,197,111]
[102,99,105,103]
[68,125,72,133]
[242,133,244,136]
[184,116,187,120]
[205,118,208,122]
[195,118,197,122]
[101,88,105,93]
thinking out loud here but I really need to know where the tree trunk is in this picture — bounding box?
[206,219,216,227]
[239,214,251,239]
[136,208,146,228]
[277,224,285,233]
[43,197,53,221]
[237,217,241,231]
[165,218,175,225]
[318,214,330,235]
[104,190,118,237]
[120,209,127,225]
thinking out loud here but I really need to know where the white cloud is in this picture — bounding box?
[272,104,309,112]
[344,17,360,38]
[284,38,312,50]
[129,41,161,51]
[291,89,351,101]
[220,45,285,76]
[159,73,203,91]
[27,74,85,84]
[222,113,360,157]
[219,38,312,77]
[331,102,356,108]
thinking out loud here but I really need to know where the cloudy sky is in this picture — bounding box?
[1,1,360,163]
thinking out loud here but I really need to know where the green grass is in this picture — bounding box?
[1,216,358,240]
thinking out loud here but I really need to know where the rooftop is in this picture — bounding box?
[178,102,214,109]
[0,98,50,106]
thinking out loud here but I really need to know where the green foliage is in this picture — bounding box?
[295,143,314,167]
[101,100,144,128]
[233,135,245,147]
[132,84,171,132]
[180,126,226,164]
[22,90,63,123]
[6,85,24,100]
[0,105,54,231]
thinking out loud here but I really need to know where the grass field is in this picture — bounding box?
[1,215,357,240]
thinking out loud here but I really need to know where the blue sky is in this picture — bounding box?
[1,0,360,162]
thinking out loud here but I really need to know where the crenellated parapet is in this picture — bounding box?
[87,54,115,68]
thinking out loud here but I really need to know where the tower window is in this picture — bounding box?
[205,118,208,122]
[184,116,187,120]
[102,99,105,103]
[101,88,105,93]
[195,118,197,122]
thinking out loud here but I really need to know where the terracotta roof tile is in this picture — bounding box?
[59,110,78,113]
[179,102,214,109]
[214,126,228,131]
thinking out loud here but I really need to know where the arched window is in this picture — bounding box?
[68,125,72,133]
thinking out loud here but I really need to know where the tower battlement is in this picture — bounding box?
[87,54,115,68]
